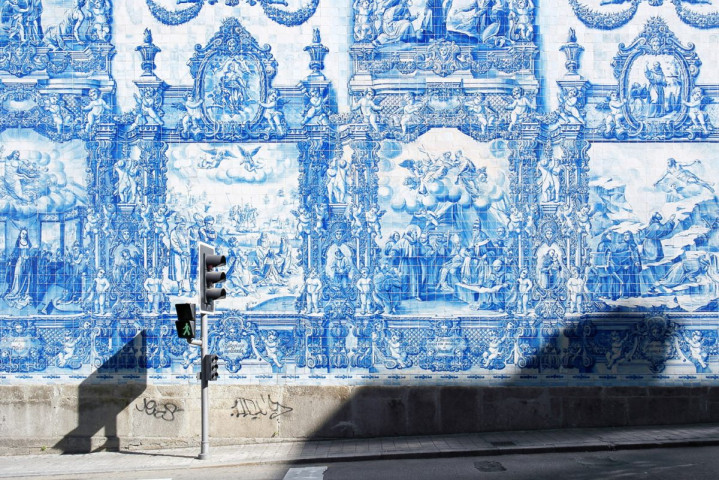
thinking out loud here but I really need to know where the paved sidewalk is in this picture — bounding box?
[2,423,719,478]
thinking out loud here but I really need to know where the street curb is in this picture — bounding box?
[4,436,719,478]
[282,437,719,466]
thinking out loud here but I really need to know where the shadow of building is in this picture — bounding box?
[53,331,148,454]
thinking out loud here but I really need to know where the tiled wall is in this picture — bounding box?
[2,0,719,386]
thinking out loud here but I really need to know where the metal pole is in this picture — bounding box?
[199,312,209,460]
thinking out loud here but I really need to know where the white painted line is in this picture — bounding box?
[283,466,327,480]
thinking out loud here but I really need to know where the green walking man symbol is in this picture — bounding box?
[182,322,193,337]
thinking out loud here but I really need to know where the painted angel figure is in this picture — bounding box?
[130,88,164,129]
[412,207,440,230]
[42,94,72,134]
[83,88,109,133]
[557,87,584,124]
[258,89,287,136]
[558,201,575,234]
[352,89,382,131]
[683,87,713,135]
[598,91,627,137]
[680,330,709,371]
[313,203,328,236]
[237,146,264,172]
[349,203,364,237]
[138,203,154,238]
[293,206,312,238]
[198,146,237,169]
[83,208,101,242]
[505,87,535,130]
[88,0,111,42]
[302,87,329,126]
[398,157,446,195]
[365,206,385,238]
[576,205,593,237]
[397,92,425,134]
[465,92,496,134]
[509,0,533,41]
[353,0,377,42]
[507,206,524,236]
[178,91,204,139]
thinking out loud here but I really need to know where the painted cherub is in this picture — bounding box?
[557,87,584,124]
[398,92,425,135]
[353,0,377,42]
[516,269,533,315]
[352,89,382,131]
[302,87,329,126]
[83,88,109,133]
[42,94,72,134]
[294,206,312,238]
[179,91,203,139]
[259,89,287,135]
[505,87,535,130]
[605,330,628,370]
[131,88,164,129]
[365,206,384,238]
[509,0,534,41]
[602,91,626,136]
[466,92,496,135]
[683,87,712,135]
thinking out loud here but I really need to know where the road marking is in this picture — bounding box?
[283,466,327,479]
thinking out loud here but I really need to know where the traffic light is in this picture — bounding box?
[203,354,219,381]
[174,303,196,342]
[199,243,226,313]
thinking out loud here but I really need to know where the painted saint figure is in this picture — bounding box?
[640,213,675,263]
[610,232,642,298]
[219,61,249,112]
[3,228,33,309]
[645,61,666,118]
[374,0,416,45]
[418,0,449,42]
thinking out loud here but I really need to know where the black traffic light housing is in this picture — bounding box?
[199,242,226,313]
[174,303,196,342]
[203,354,219,381]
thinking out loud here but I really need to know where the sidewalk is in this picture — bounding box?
[2,423,719,478]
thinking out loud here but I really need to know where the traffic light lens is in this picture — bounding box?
[205,271,226,284]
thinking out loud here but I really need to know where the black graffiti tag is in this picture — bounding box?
[136,398,181,421]
[230,394,293,420]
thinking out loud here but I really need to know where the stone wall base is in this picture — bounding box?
[2,385,717,455]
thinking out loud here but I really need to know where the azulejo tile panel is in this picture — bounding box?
[1,0,719,385]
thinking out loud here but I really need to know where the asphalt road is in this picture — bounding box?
[13,446,719,480]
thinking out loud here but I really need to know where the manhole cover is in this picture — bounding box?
[474,461,506,472]
[489,440,516,447]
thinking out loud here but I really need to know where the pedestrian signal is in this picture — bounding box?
[174,303,196,342]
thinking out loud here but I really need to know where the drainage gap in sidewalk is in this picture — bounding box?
[475,461,507,472]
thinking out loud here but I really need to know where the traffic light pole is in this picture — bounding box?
[199,312,209,460]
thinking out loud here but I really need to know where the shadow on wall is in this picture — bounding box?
[53,331,148,454]
[289,311,718,441]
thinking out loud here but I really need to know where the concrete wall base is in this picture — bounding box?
[2,385,717,455]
